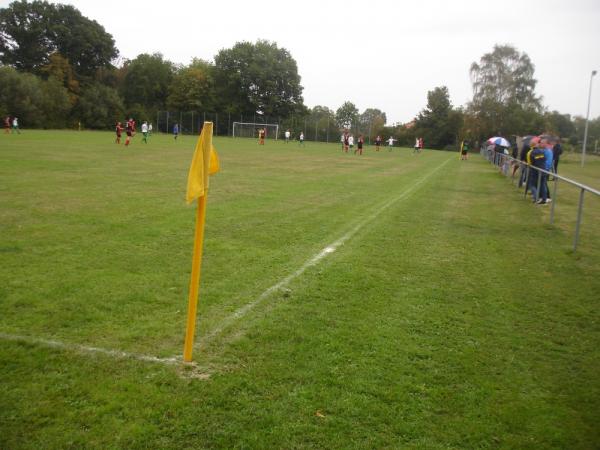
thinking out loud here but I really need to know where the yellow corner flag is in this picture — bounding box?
[183,122,219,362]
[186,123,220,203]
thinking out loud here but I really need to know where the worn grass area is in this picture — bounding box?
[1,131,599,449]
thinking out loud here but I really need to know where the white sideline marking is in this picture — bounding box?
[0,332,181,366]
[204,156,453,342]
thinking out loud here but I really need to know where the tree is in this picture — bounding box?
[40,76,71,128]
[468,44,542,138]
[0,0,55,72]
[214,40,305,117]
[50,3,117,76]
[414,86,462,149]
[120,53,174,113]
[335,101,358,129]
[359,108,387,140]
[0,0,117,75]
[74,82,124,129]
[40,53,80,106]
[306,105,336,141]
[544,111,576,138]
[167,59,215,112]
[0,66,45,125]
[0,65,71,127]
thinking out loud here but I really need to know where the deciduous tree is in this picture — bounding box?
[214,40,305,117]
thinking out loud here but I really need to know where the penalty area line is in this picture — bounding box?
[203,155,454,343]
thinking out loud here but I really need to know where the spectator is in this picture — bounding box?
[552,140,563,174]
[539,138,554,204]
[528,143,546,203]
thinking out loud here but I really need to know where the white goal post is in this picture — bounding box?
[232,122,279,140]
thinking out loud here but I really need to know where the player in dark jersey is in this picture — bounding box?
[125,120,133,146]
[355,134,364,155]
[461,140,469,160]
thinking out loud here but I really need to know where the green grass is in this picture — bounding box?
[1,131,599,449]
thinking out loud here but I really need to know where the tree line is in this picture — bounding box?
[1,1,598,151]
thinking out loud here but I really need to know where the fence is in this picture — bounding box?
[155,111,381,144]
[481,147,600,252]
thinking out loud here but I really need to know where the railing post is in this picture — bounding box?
[524,166,530,199]
[550,176,558,224]
[536,169,542,202]
[573,188,585,252]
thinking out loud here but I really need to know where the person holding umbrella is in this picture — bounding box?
[488,136,510,172]
[517,135,538,186]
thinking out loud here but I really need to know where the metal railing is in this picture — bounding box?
[481,147,600,251]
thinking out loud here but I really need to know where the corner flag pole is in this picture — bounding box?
[182,121,220,362]
[183,194,208,362]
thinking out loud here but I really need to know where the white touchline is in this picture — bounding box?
[0,332,182,366]
[202,156,454,343]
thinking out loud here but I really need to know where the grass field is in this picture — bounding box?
[1,130,599,449]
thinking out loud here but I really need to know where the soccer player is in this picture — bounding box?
[141,121,149,143]
[148,123,153,135]
[343,132,349,152]
[115,121,123,144]
[375,135,382,151]
[12,117,20,134]
[355,134,364,155]
[4,116,10,134]
[348,134,354,152]
[460,140,469,160]
[173,123,179,140]
[125,120,133,146]
[387,136,395,151]
[419,137,424,152]
[258,128,265,145]
[299,131,305,146]
[285,129,291,143]
[414,137,419,153]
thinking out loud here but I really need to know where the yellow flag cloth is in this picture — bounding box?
[186,122,220,203]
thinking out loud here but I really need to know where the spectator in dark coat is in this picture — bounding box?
[552,140,563,173]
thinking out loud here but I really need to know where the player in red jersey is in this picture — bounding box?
[4,116,10,134]
[115,121,123,144]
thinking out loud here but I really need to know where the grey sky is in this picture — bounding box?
[5,0,599,124]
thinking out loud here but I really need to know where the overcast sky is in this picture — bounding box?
[5,0,599,124]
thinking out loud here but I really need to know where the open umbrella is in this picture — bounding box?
[487,136,510,147]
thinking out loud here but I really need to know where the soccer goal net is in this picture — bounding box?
[232,122,279,140]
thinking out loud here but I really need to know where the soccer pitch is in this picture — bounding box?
[1,131,599,448]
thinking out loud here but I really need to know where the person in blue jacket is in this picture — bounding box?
[537,138,554,204]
